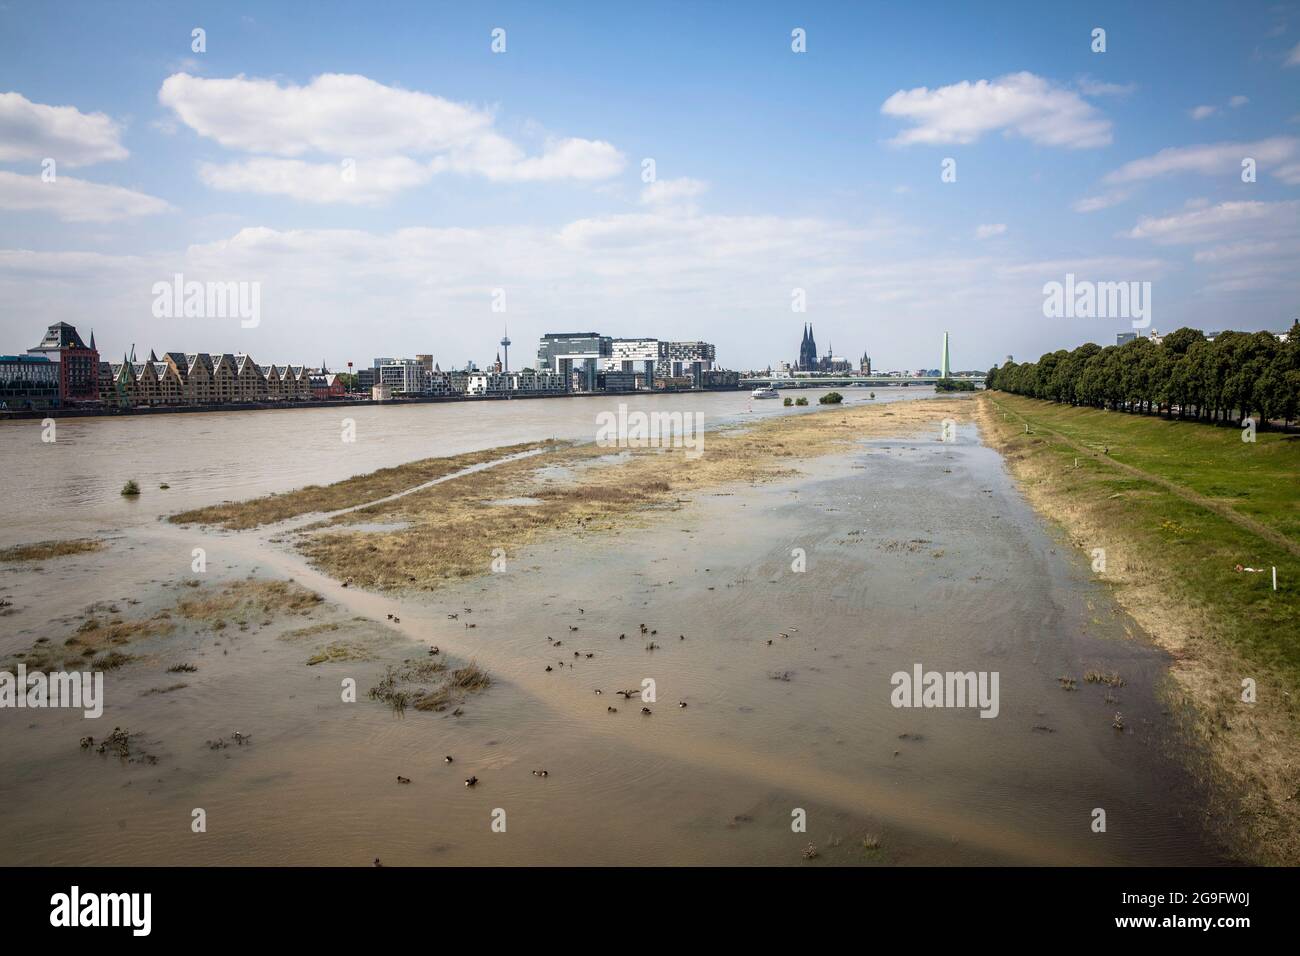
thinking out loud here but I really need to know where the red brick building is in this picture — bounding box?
[28,322,100,403]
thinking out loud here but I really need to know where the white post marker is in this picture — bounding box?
[1273,566,1278,591]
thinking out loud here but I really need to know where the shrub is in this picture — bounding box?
[819,391,844,405]
[121,480,141,497]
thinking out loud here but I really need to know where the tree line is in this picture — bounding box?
[986,322,1300,427]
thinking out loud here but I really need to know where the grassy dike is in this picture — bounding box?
[979,392,1300,864]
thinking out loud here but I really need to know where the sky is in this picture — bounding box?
[1,0,1297,373]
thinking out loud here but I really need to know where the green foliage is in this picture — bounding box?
[783,397,793,406]
[935,378,975,392]
[989,322,1300,426]
[121,480,141,497]
[818,391,844,404]
[794,396,809,406]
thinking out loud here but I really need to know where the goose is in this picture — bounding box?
[464,776,478,787]
[396,775,411,784]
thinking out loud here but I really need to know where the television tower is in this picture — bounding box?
[941,331,951,379]
[500,324,511,373]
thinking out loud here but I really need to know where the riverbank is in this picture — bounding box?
[977,391,1300,865]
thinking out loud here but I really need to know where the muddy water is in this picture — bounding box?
[0,400,1229,865]
[0,385,911,548]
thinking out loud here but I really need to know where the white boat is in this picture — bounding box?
[751,385,780,399]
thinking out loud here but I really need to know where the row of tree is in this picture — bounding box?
[986,322,1300,426]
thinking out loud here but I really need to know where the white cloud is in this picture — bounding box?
[1104,137,1299,183]
[158,72,625,199]
[1125,199,1300,244]
[198,157,434,205]
[0,170,170,222]
[1190,105,1218,120]
[0,91,128,166]
[1075,76,1136,97]
[880,72,1112,148]
[1286,41,1300,66]
[1229,95,1249,108]
[639,177,709,205]
[974,223,1006,239]
[1073,190,1131,213]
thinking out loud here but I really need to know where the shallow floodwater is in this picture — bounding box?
[0,393,1229,865]
[0,386,914,548]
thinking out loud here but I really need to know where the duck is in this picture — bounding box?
[619,633,626,640]
[373,858,383,867]
[607,706,618,713]
[448,613,458,620]
[554,640,562,647]
[573,651,579,658]
[766,639,773,646]
[585,653,594,659]
[678,701,687,708]
[578,608,584,614]
[641,707,652,715]
[679,634,685,641]
[568,625,578,632]
[594,689,602,695]
[386,613,394,620]
[396,775,411,784]
[464,622,476,628]
[232,731,250,744]
[646,642,659,650]
[393,616,401,624]
[545,666,553,672]
[464,776,478,787]
[428,645,440,656]
[531,769,549,777]
[342,581,350,588]
[444,755,454,763]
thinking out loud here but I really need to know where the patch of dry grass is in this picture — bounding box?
[0,538,105,562]
[176,579,323,620]
[169,441,557,529]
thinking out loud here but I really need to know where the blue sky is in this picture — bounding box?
[1,0,1297,371]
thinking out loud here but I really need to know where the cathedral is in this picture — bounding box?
[798,323,819,371]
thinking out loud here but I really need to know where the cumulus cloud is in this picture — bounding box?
[198,157,434,205]
[1104,137,1299,183]
[0,91,128,166]
[880,72,1112,148]
[158,72,625,200]
[1190,105,1218,120]
[0,170,170,222]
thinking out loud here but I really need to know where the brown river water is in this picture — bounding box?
[0,388,1230,865]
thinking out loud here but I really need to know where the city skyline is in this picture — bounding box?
[3,2,1299,372]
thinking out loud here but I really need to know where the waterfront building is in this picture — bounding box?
[28,322,99,403]
[537,332,612,392]
[0,354,61,409]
